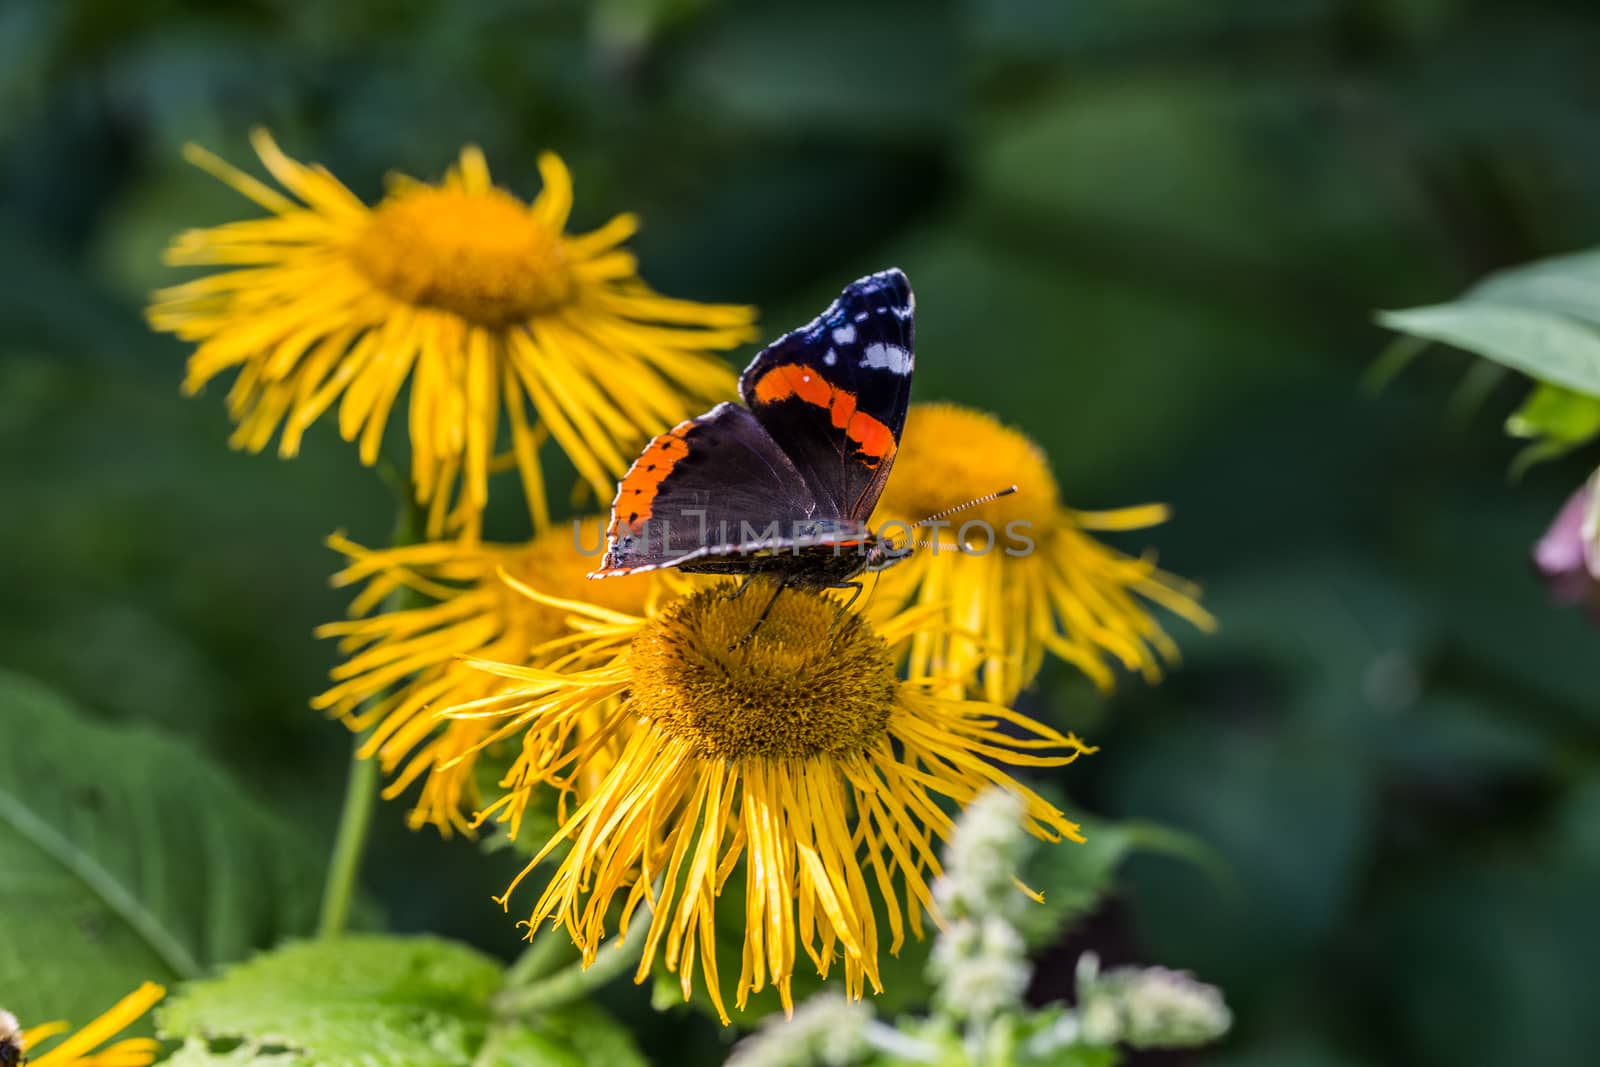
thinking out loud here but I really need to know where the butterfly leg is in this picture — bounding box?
[827,581,865,643]
[730,578,786,650]
[724,575,757,602]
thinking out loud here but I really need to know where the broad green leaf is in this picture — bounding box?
[161,1041,308,1066]
[1377,303,1600,399]
[1466,248,1600,330]
[159,936,502,1067]
[0,670,321,1031]
[472,1004,648,1067]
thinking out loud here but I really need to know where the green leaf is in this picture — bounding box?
[1378,247,1600,404]
[1377,303,1600,399]
[473,1004,648,1067]
[160,1040,308,1066]
[159,936,503,1067]
[1501,382,1600,475]
[1466,248,1600,330]
[0,669,321,1030]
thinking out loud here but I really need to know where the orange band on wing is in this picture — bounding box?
[751,363,895,463]
[608,419,692,537]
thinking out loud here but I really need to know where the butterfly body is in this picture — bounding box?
[593,269,915,589]
[0,1010,23,1067]
[675,538,899,589]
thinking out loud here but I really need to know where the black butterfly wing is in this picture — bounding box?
[738,269,915,524]
[593,403,822,576]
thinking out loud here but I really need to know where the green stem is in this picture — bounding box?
[503,927,581,989]
[317,735,381,938]
[316,487,422,939]
[492,913,651,1017]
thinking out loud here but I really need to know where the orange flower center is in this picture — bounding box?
[349,186,573,325]
[628,586,896,761]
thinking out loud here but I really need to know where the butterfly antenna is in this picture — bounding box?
[879,486,1019,555]
[910,485,1018,528]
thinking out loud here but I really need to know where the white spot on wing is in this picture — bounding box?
[832,324,856,345]
[823,348,838,366]
[854,311,869,322]
[860,342,912,375]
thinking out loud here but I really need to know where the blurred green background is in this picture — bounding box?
[4,1,1600,1064]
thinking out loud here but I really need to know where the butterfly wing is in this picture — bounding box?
[592,402,822,576]
[738,269,914,524]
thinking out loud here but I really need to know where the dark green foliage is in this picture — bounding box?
[158,936,648,1067]
[0,670,321,1031]
[4,1,1600,1064]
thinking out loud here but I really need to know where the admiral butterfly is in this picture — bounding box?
[592,269,918,605]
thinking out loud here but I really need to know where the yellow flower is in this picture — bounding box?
[871,403,1215,703]
[451,584,1093,1023]
[315,519,657,835]
[9,983,164,1067]
[149,130,757,538]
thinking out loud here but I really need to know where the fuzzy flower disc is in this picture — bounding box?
[348,185,574,324]
[629,588,896,761]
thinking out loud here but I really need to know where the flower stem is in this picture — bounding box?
[492,911,651,1017]
[316,486,422,939]
[317,735,380,938]
[503,928,581,989]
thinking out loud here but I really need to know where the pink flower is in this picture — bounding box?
[1533,476,1600,612]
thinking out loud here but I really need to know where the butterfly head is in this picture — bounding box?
[863,536,912,574]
